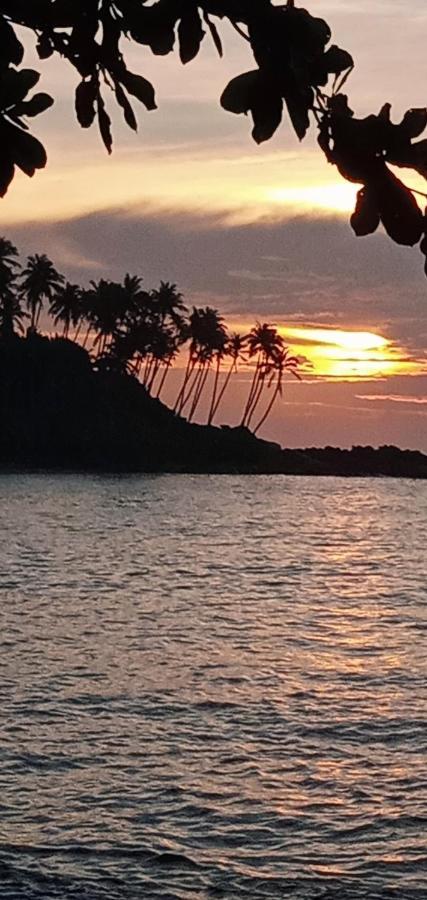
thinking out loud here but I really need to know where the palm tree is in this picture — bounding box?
[150,281,186,328]
[241,322,284,428]
[136,281,187,395]
[49,282,82,338]
[252,346,301,434]
[85,279,130,356]
[96,331,137,376]
[0,237,19,272]
[20,253,64,331]
[0,237,26,339]
[207,331,248,425]
[176,307,227,421]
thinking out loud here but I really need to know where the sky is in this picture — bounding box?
[2,0,427,449]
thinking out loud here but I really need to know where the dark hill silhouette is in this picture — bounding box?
[1,334,426,477]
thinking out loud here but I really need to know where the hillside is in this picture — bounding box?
[0,334,426,477]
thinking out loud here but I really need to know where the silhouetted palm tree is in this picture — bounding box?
[241,322,284,427]
[21,253,64,331]
[150,281,186,328]
[86,279,130,355]
[49,282,83,338]
[0,237,26,339]
[208,331,247,425]
[252,346,300,434]
[177,307,227,421]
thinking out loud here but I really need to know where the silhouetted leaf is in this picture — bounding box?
[252,92,283,144]
[350,187,380,236]
[284,85,313,141]
[0,153,14,197]
[6,123,47,175]
[115,83,137,131]
[400,108,427,139]
[36,32,54,59]
[97,97,112,154]
[221,71,259,115]
[376,171,423,246]
[323,45,353,75]
[15,92,53,118]
[120,71,157,110]
[221,70,282,142]
[1,68,40,106]
[178,7,204,64]
[75,79,98,128]
[203,13,222,57]
[0,19,24,67]
[129,7,175,55]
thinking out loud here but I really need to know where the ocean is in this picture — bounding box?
[0,474,425,899]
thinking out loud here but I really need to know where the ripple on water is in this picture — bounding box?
[0,474,426,899]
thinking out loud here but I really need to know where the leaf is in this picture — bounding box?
[203,12,222,58]
[75,78,98,128]
[115,82,137,131]
[220,70,260,114]
[252,92,283,144]
[178,7,204,64]
[36,32,54,59]
[15,92,54,118]
[376,170,423,246]
[0,153,14,197]
[129,7,175,56]
[387,138,427,179]
[1,68,40,107]
[0,19,24,66]
[283,85,313,141]
[322,45,354,75]
[120,71,157,110]
[5,122,47,175]
[400,108,427,140]
[221,70,282,142]
[350,187,380,236]
[97,97,112,154]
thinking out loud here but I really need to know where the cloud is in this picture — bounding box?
[6,203,427,345]
[357,394,427,405]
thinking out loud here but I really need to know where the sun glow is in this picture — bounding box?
[277,326,423,380]
[266,182,359,214]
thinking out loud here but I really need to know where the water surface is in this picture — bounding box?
[0,474,426,898]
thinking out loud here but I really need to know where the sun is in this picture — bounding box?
[266,182,359,214]
[276,326,421,380]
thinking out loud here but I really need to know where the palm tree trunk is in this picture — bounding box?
[147,359,161,394]
[174,353,196,413]
[82,324,92,348]
[143,355,153,387]
[180,363,203,415]
[35,301,42,330]
[210,362,236,423]
[188,364,210,422]
[253,379,281,435]
[241,357,261,426]
[246,374,267,430]
[156,359,171,399]
[207,356,221,425]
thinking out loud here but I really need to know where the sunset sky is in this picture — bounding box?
[2,0,427,449]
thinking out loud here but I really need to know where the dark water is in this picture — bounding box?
[0,474,426,899]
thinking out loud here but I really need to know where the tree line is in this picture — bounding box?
[0,237,300,435]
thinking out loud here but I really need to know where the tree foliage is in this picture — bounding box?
[1,2,427,273]
[0,236,301,432]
